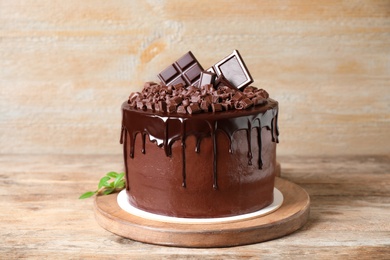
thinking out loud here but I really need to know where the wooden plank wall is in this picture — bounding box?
[1,0,389,156]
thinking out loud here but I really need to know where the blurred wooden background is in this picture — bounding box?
[1,0,389,156]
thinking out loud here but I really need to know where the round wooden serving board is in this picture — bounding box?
[94,177,310,248]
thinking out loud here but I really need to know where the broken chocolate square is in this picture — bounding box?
[198,71,216,89]
[157,51,204,87]
[209,50,253,90]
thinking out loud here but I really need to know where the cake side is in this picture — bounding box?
[121,100,279,218]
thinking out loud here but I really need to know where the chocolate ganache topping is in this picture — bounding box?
[121,50,279,190]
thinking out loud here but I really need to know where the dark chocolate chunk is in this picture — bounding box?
[187,103,201,114]
[157,51,204,87]
[201,84,214,92]
[167,104,176,113]
[256,89,269,99]
[177,105,187,114]
[244,86,257,93]
[190,95,201,103]
[170,96,183,106]
[232,91,244,101]
[146,102,154,110]
[157,100,167,112]
[173,82,185,90]
[211,103,223,112]
[144,81,157,89]
[182,99,190,107]
[239,98,254,109]
[221,102,229,111]
[252,97,267,106]
[203,94,213,103]
[200,100,210,112]
[212,95,220,104]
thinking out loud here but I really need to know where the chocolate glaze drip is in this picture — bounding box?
[121,99,279,190]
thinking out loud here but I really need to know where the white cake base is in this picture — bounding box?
[117,188,283,224]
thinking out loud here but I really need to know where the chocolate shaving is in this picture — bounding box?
[128,82,270,114]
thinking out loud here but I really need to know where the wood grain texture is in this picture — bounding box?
[1,1,389,156]
[93,177,310,247]
[0,155,389,258]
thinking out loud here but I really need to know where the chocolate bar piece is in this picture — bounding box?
[198,71,216,88]
[209,50,253,90]
[158,51,204,87]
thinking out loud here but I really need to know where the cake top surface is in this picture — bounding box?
[126,50,274,115]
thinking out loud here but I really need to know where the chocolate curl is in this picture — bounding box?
[128,92,141,103]
[129,100,137,108]
[234,101,244,110]
[136,101,145,110]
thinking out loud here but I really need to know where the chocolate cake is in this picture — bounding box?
[120,50,279,218]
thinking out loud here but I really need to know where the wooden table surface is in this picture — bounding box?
[1,154,389,259]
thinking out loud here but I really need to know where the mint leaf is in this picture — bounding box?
[98,176,111,189]
[106,171,119,178]
[79,191,97,199]
[79,171,126,199]
[114,173,125,187]
[115,180,125,189]
[102,188,115,195]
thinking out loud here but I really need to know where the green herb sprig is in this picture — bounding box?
[79,171,125,199]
